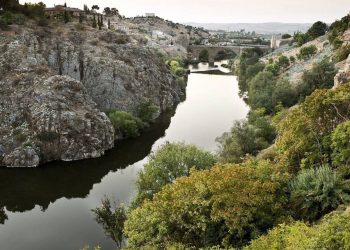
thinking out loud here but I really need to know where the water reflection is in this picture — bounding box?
[0,110,175,213]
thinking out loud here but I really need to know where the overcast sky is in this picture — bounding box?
[22,0,350,23]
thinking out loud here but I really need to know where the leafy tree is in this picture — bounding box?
[276,83,350,171]
[217,109,276,163]
[307,21,328,40]
[297,45,317,60]
[107,18,111,29]
[92,198,127,248]
[111,8,118,16]
[103,7,111,16]
[199,49,209,62]
[79,12,83,23]
[277,55,290,70]
[293,32,309,47]
[91,5,99,11]
[289,165,350,221]
[131,142,216,208]
[281,34,292,39]
[125,161,288,249]
[328,14,350,46]
[246,62,265,81]
[83,4,90,14]
[272,78,297,108]
[331,121,350,168]
[289,55,296,63]
[297,58,336,100]
[248,71,276,112]
[265,63,281,76]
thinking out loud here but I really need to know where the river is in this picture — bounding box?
[0,62,249,250]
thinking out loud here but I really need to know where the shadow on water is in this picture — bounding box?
[0,109,176,213]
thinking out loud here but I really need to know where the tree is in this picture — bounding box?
[297,58,336,100]
[125,160,288,248]
[92,13,97,28]
[63,10,70,23]
[277,55,290,70]
[83,4,90,14]
[276,83,350,171]
[103,7,111,16]
[92,198,127,248]
[111,8,118,16]
[217,109,276,163]
[0,207,7,225]
[331,121,350,168]
[297,45,317,60]
[248,71,276,112]
[199,49,209,62]
[281,34,292,39]
[107,18,111,29]
[307,21,328,40]
[293,32,309,47]
[79,12,83,23]
[91,5,99,11]
[289,165,350,221]
[131,142,216,208]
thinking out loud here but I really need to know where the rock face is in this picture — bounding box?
[0,22,185,167]
[0,73,115,167]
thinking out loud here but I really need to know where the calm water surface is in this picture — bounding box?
[0,65,249,250]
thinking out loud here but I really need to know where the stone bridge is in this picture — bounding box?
[188,45,270,62]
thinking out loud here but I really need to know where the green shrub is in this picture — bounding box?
[297,58,336,100]
[277,55,290,69]
[334,44,350,62]
[297,45,317,60]
[0,11,25,25]
[136,99,159,123]
[289,165,349,221]
[199,49,209,62]
[108,111,144,138]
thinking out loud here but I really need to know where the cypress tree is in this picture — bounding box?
[108,19,111,29]
[92,14,97,28]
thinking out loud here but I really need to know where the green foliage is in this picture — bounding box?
[217,109,276,163]
[297,45,317,60]
[289,165,350,221]
[236,48,263,94]
[281,34,292,39]
[247,72,296,113]
[297,58,336,100]
[0,11,25,25]
[125,160,288,249]
[246,62,265,80]
[289,56,296,63]
[306,21,328,40]
[246,210,350,250]
[131,142,216,208]
[331,121,350,168]
[328,14,350,46]
[108,111,144,138]
[264,63,280,76]
[276,83,350,171]
[92,198,127,248]
[334,44,350,62]
[136,99,159,123]
[276,55,290,70]
[293,32,309,47]
[199,49,209,62]
[92,14,97,28]
[245,222,315,250]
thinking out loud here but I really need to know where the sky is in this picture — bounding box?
[22,0,350,23]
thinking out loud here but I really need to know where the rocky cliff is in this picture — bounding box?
[0,21,185,167]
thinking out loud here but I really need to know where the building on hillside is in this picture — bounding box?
[271,35,292,49]
[45,5,83,17]
[145,13,155,17]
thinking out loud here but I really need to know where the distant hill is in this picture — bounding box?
[184,22,312,34]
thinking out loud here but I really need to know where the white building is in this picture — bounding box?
[145,13,155,17]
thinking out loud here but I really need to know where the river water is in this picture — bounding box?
[0,62,249,250]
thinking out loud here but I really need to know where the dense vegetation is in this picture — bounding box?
[93,15,350,250]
